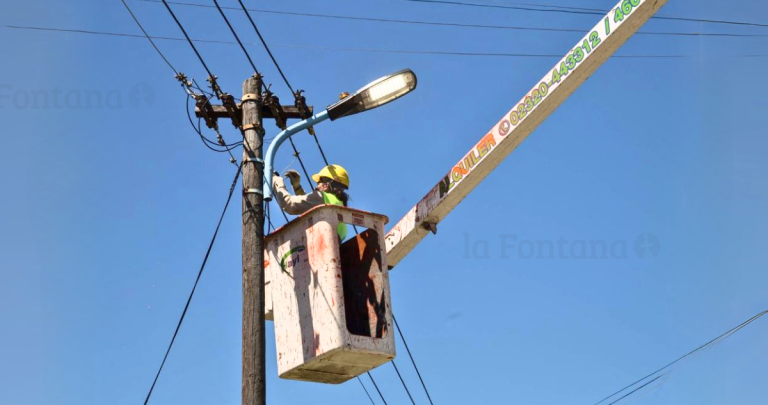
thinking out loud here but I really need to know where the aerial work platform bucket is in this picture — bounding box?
[264,205,395,384]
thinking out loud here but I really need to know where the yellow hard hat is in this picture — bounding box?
[312,164,350,188]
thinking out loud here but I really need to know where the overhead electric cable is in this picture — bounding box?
[393,315,435,405]
[119,0,214,99]
[120,0,177,74]
[274,43,690,58]
[401,0,617,16]
[212,0,261,75]
[593,310,768,405]
[391,360,418,405]
[235,0,294,93]
[158,0,218,88]
[265,203,276,233]
[232,0,330,193]
[607,374,666,405]
[131,0,768,38]
[400,0,768,29]
[123,0,239,159]
[310,134,330,167]
[368,371,389,405]
[142,164,243,405]
[358,377,377,405]
[8,25,768,55]
[472,0,605,13]
[11,25,768,58]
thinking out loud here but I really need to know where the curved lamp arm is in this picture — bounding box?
[263,109,330,201]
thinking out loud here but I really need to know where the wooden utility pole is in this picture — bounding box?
[194,80,312,401]
[241,74,266,405]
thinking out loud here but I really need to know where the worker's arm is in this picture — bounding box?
[272,174,324,215]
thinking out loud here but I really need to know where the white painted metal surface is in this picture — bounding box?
[384,0,669,269]
[265,205,395,384]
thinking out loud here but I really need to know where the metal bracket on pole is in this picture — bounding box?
[194,94,218,130]
[263,91,287,130]
[294,90,316,136]
[244,188,263,195]
[221,93,243,129]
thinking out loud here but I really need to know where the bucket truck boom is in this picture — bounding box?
[384,0,669,268]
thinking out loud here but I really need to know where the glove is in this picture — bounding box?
[284,169,306,196]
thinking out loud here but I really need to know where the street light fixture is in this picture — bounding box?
[327,69,417,120]
[263,68,417,201]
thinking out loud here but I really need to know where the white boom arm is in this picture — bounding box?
[385,0,668,268]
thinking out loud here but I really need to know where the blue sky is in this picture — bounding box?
[1,0,767,404]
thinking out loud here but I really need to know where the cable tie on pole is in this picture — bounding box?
[241,93,260,103]
[244,188,263,195]
[241,122,264,134]
[243,157,263,165]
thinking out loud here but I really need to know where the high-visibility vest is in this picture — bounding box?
[322,192,348,240]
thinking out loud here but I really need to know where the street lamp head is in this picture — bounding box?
[327,69,417,121]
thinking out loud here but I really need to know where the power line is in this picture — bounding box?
[119,0,215,99]
[212,0,261,75]
[119,0,177,75]
[122,0,235,164]
[400,0,768,29]
[265,202,277,233]
[391,360,417,405]
[232,0,330,194]
[274,43,693,58]
[158,0,220,94]
[358,376,377,405]
[9,25,768,59]
[142,164,243,405]
[401,0,625,16]
[593,309,768,405]
[394,315,435,405]
[235,0,295,94]
[465,0,605,13]
[607,374,666,405]
[368,371,390,405]
[131,0,768,38]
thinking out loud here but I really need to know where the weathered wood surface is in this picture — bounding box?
[241,76,266,405]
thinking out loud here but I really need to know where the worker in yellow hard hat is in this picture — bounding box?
[272,164,350,239]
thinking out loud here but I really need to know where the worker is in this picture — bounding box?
[272,164,350,240]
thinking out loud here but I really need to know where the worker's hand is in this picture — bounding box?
[284,169,300,180]
[284,170,306,195]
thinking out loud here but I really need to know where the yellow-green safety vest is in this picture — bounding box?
[322,192,348,240]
